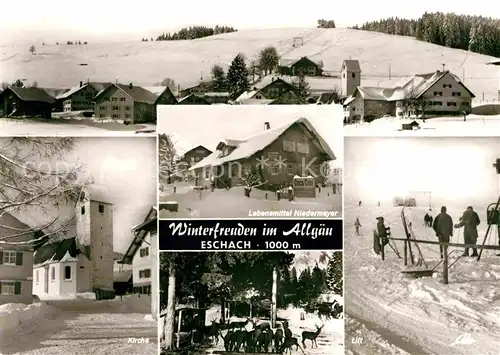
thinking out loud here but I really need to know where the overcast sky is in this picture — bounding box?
[1,1,498,44]
[6,137,157,253]
[344,137,500,206]
[158,105,343,167]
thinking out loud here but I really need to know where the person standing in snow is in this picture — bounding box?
[376,217,389,248]
[432,206,453,258]
[455,206,480,257]
[354,217,361,235]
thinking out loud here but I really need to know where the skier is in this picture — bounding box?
[429,214,433,228]
[455,206,480,257]
[358,200,362,207]
[377,201,380,207]
[424,213,430,227]
[354,217,361,236]
[432,206,453,258]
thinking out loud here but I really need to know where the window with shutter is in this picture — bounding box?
[16,252,23,265]
[14,281,21,295]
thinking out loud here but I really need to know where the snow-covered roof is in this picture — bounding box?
[203,92,230,97]
[82,185,113,204]
[236,90,261,102]
[189,117,336,171]
[353,70,475,102]
[487,60,500,66]
[238,98,274,105]
[56,85,83,100]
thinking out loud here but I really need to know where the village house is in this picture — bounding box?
[0,212,37,305]
[189,118,336,190]
[154,87,178,105]
[93,83,158,123]
[32,186,114,297]
[56,81,111,112]
[121,207,158,317]
[279,57,324,77]
[0,87,55,118]
[176,145,213,179]
[342,60,475,122]
[177,94,211,105]
[179,81,213,97]
[200,92,231,104]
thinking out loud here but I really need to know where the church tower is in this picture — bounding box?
[75,185,114,291]
[341,59,361,97]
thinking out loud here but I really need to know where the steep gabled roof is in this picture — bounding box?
[121,207,157,265]
[4,87,56,103]
[189,117,336,171]
[181,145,212,158]
[341,60,361,72]
[178,93,211,105]
[94,83,157,104]
[487,60,500,65]
[0,210,34,246]
[56,82,112,100]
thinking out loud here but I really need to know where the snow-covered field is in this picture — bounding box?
[0,118,156,136]
[3,28,498,100]
[344,115,500,136]
[159,184,342,218]
[0,294,157,355]
[344,201,500,354]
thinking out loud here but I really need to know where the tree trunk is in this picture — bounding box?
[271,267,278,328]
[221,300,226,323]
[163,263,176,349]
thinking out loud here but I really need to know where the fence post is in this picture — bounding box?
[404,240,408,266]
[381,240,385,261]
[442,243,449,285]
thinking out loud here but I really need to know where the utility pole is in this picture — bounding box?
[389,64,391,80]
[441,63,445,72]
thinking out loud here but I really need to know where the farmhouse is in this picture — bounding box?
[0,212,37,305]
[176,145,213,179]
[32,186,114,297]
[154,87,178,105]
[56,81,111,112]
[189,118,336,189]
[93,83,158,123]
[179,82,213,97]
[279,57,323,77]
[121,206,158,318]
[0,87,55,118]
[342,61,475,122]
[177,94,211,105]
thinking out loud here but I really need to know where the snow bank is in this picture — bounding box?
[0,302,57,333]
[38,292,96,301]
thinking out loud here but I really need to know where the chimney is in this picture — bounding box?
[79,81,83,87]
[441,63,445,72]
[264,122,270,130]
[129,83,133,89]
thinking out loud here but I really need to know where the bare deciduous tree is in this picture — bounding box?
[29,45,36,55]
[157,77,176,91]
[0,138,89,246]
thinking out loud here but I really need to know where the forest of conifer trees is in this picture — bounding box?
[156,25,237,41]
[351,12,500,58]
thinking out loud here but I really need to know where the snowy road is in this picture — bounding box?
[345,202,500,354]
[1,299,157,355]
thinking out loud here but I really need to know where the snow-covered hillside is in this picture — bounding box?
[344,201,500,354]
[2,28,498,99]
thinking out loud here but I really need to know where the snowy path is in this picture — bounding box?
[345,203,500,354]
[0,119,156,136]
[1,300,157,355]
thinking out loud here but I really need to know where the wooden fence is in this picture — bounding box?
[379,236,500,284]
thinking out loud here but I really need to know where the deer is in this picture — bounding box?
[203,319,220,345]
[281,337,305,355]
[274,327,284,353]
[221,329,234,351]
[259,328,274,352]
[229,318,251,331]
[301,324,324,348]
